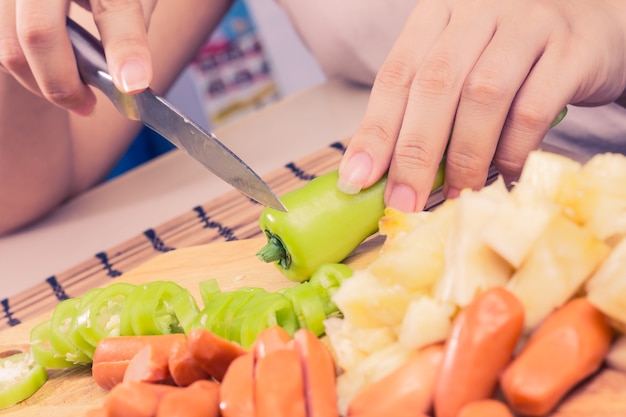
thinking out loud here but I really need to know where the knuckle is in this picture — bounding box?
[526,0,562,22]
[106,34,146,53]
[0,39,28,72]
[375,56,415,91]
[354,119,397,147]
[17,17,59,50]
[445,147,484,177]
[494,154,526,179]
[509,104,552,133]
[414,55,458,95]
[393,135,437,170]
[92,0,140,14]
[42,84,84,107]
[462,70,509,106]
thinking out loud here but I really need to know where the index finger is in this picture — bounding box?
[337,0,450,195]
[90,0,153,93]
[386,4,499,212]
[16,0,96,114]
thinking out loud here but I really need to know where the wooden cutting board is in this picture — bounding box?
[1,237,625,417]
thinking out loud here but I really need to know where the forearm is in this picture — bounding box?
[0,73,75,234]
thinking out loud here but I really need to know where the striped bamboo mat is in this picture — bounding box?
[0,141,350,332]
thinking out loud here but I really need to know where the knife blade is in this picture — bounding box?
[66,17,287,212]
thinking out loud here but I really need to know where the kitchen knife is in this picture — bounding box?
[66,17,287,212]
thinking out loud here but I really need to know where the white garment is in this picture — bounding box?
[277,0,418,85]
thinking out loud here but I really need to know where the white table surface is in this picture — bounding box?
[1,78,624,300]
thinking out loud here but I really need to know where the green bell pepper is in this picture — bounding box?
[551,107,568,128]
[256,169,386,282]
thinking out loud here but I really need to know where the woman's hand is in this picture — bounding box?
[0,0,158,116]
[337,0,626,212]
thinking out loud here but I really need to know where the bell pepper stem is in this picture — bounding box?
[256,233,290,269]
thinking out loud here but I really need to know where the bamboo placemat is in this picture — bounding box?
[0,141,351,332]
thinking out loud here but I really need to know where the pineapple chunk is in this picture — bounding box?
[378,207,432,248]
[513,150,582,202]
[332,270,412,328]
[481,194,560,269]
[323,317,396,371]
[397,296,455,350]
[557,152,626,241]
[434,178,514,307]
[586,236,626,331]
[507,213,610,332]
[323,317,367,371]
[369,199,456,292]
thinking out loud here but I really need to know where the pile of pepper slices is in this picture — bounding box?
[0,262,353,409]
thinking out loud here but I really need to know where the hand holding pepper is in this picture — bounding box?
[337,0,626,212]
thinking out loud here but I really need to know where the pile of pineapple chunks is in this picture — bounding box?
[324,150,626,412]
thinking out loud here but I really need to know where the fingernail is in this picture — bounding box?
[387,184,417,212]
[337,152,373,194]
[120,59,149,93]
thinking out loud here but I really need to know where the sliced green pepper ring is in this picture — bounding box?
[119,283,146,336]
[239,292,298,349]
[76,282,136,347]
[224,290,269,345]
[221,288,265,342]
[280,282,327,337]
[192,291,237,336]
[308,263,354,315]
[130,281,193,335]
[170,289,201,334]
[199,279,221,307]
[69,288,104,360]
[29,321,75,369]
[49,298,91,365]
[0,352,48,409]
